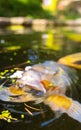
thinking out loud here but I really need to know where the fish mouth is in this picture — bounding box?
[14,80,46,95]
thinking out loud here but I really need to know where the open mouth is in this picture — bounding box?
[9,83,46,98]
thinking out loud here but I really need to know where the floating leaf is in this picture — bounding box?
[11,79,16,83]
[10,69,15,73]
[0,110,17,122]
[26,60,31,64]
[21,114,24,119]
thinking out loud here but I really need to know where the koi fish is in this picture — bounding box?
[9,60,81,123]
[12,61,77,96]
[0,53,81,123]
[0,61,75,102]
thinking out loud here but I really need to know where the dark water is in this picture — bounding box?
[0,26,81,130]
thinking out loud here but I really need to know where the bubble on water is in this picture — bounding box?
[0,39,5,44]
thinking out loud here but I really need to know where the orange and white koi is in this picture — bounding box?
[12,61,77,95]
[0,60,80,123]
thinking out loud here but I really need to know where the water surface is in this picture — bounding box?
[0,26,81,130]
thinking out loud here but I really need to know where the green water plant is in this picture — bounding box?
[0,110,17,122]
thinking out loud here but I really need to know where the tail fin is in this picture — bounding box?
[66,100,81,122]
[58,52,81,69]
[44,94,81,123]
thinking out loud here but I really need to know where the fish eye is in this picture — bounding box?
[19,83,25,88]
[30,89,44,97]
[16,81,25,88]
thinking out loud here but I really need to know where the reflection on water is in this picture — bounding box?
[0,26,81,130]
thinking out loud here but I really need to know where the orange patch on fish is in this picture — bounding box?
[9,86,25,95]
[45,95,72,110]
[41,80,60,93]
[41,80,53,90]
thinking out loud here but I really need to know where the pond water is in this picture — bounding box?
[0,26,81,130]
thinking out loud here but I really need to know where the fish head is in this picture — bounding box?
[16,69,46,94]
